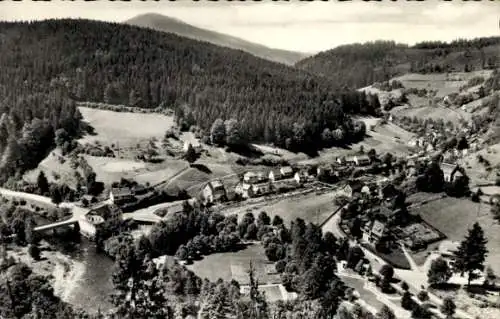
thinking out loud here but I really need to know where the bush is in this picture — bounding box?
[275,260,287,273]
[417,290,429,302]
[29,244,41,261]
[401,291,414,310]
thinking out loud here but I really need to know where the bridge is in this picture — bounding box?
[33,217,79,232]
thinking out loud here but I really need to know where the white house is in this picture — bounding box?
[280,166,294,178]
[109,187,134,204]
[202,180,226,204]
[294,171,311,185]
[268,169,282,182]
[182,141,201,152]
[243,171,267,184]
[353,155,371,166]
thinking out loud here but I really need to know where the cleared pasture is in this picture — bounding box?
[222,191,339,227]
[185,243,280,285]
[393,71,493,98]
[390,105,471,125]
[300,122,414,166]
[78,107,174,147]
[24,150,81,188]
[411,197,500,275]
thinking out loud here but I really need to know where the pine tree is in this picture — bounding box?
[401,291,414,310]
[210,119,226,146]
[184,143,198,164]
[36,171,50,196]
[453,222,488,287]
[441,297,456,318]
[246,262,269,319]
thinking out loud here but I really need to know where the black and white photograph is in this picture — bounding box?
[0,0,499,318]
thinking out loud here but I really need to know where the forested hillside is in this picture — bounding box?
[0,19,381,158]
[296,38,500,89]
[0,85,81,184]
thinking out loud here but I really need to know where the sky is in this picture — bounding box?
[0,0,499,53]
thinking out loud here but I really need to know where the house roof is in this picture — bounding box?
[111,187,133,197]
[280,166,293,175]
[348,180,364,192]
[269,168,281,176]
[355,155,370,162]
[371,220,386,237]
[209,180,224,189]
[244,172,257,178]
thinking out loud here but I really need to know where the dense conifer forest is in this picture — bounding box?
[296,38,500,88]
[0,19,380,163]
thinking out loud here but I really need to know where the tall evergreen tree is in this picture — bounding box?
[453,222,488,287]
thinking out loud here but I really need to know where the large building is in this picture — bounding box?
[202,180,227,204]
[109,187,135,204]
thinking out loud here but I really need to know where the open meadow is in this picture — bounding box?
[393,71,493,98]
[24,150,81,188]
[78,107,175,147]
[299,120,415,166]
[222,191,339,227]
[185,243,280,285]
[390,105,472,125]
[411,197,500,275]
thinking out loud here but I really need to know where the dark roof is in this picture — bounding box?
[269,168,281,176]
[348,180,364,192]
[111,187,133,197]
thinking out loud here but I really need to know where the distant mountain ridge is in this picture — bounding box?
[125,13,308,66]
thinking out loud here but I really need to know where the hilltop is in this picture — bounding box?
[125,13,308,66]
[296,38,500,89]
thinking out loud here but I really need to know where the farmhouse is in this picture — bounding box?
[78,203,119,239]
[235,183,253,199]
[353,155,371,166]
[316,165,333,177]
[441,163,466,183]
[280,166,294,178]
[268,169,282,182]
[362,219,388,245]
[243,171,267,184]
[182,141,201,152]
[202,180,227,204]
[252,183,273,197]
[294,171,311,185]
[338,180,364,198]
[109,187,135,204]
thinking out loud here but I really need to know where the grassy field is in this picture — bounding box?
[222,191,339,227]
[300,121,414,166]
[78,107,174,147]
[390,105,472,125]
[185,243,280,285]
[393,71,493,98]
[411,197,500,275]
[340,275,386,311]
[24,150,81,188]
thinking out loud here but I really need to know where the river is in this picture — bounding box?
[36,217,115,314]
